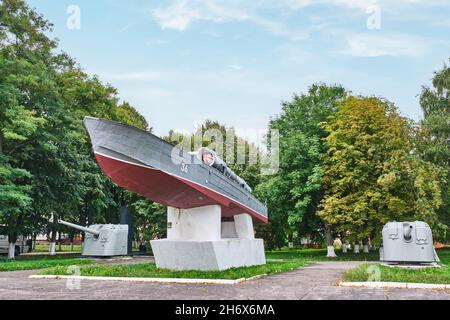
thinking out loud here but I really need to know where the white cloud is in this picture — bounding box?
[284,0,449,10]
[344,33,427,57]
[150,0,309,41]
[228,64,244,71]
[284,0,377,10]
[399,0,449,4]
[151,0,248,31]
[149,0,450,42]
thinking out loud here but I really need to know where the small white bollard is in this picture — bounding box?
[49,242,56,255]
[363,244,369,253]
[342,243,348,253]
[327,245,337,257]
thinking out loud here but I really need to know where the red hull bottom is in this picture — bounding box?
[95,154,267,223]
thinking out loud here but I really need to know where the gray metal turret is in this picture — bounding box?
[58,219,128,257]
[380,221,439,264]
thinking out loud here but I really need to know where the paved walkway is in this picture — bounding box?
[0,261,448,300]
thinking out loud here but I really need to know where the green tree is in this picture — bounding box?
[0,0,53,257]
[256,84,346,251]
[0,0,154,256]
[418,61,450,241]
[318,96,442,248]
[129,197,166,244]
[115,102,149,131]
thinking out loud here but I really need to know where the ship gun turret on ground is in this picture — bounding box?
[58,219,128,257]
[380,221,440,265]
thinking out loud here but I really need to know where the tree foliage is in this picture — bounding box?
[318,96,443,244]
[256,84,346,248]
[0,0,153,254]
[418,61,450,240]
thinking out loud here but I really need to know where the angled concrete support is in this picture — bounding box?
[234,213,255,239]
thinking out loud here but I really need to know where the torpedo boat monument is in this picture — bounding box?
[83,117,267,270]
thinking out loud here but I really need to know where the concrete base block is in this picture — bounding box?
[151,238,266,271]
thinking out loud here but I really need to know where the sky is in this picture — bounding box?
[26,0,450,138]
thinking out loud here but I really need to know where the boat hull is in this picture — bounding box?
[84,117,268,223]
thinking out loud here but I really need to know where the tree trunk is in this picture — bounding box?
[70,234,74,251]
[8,242,15,259]
[50,214,57,256]
[287,232,294,249]
[354,243,360,253]
[58,231,62,252]
[325,224,337,258]
[32,233,37,250]
[81,204,87,243]
[7,227,19,259]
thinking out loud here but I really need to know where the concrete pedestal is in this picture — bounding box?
[151,238,265,271]
[150,205,266,271]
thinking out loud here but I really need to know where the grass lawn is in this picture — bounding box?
[34,244,82,252]
[39,247,379,280]
[343,248,450,284]
[0,257,92,272]
[40,258,308,280]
